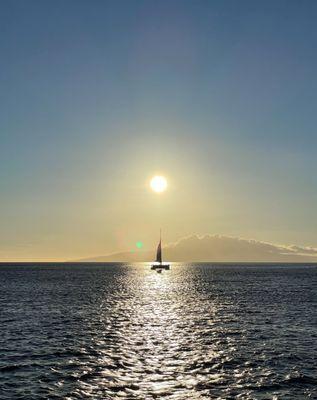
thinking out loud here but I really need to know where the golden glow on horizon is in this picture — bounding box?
[150,176,167,193]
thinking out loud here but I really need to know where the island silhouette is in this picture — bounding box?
[74,234,317,263]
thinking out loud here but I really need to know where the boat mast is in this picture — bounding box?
[160,228,162,265]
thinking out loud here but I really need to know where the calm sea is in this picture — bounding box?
[0,263,316,399]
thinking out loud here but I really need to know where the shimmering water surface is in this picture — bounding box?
[0,263,316,399]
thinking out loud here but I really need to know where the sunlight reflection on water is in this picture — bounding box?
[74,264,222,399]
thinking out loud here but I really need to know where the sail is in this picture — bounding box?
[156,240,162,263]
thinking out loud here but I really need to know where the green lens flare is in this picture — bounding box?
[136,241,143,249]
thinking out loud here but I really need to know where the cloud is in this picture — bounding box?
[286,245,317,255]
[75,234,317,262]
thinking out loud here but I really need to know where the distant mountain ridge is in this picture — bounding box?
[74,235,317,262]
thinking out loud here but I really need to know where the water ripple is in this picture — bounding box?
[0,263,316,399]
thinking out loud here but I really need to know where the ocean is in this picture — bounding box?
[0,263,316,399]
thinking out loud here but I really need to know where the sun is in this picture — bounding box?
[150,175,167,193]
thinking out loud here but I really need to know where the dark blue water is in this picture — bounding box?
[0,263,316,399]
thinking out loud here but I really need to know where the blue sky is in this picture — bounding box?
[1,0,317,260]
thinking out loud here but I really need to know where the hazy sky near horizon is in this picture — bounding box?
[1,0,317,260]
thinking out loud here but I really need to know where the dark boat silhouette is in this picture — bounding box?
[151,230,170,270]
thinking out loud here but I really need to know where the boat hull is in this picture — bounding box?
[151,264,170,270]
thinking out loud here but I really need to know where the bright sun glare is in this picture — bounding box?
[150,175,167,193]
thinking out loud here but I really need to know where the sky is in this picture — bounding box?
[1,0,317,261]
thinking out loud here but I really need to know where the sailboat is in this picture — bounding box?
[151,231,170,270]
